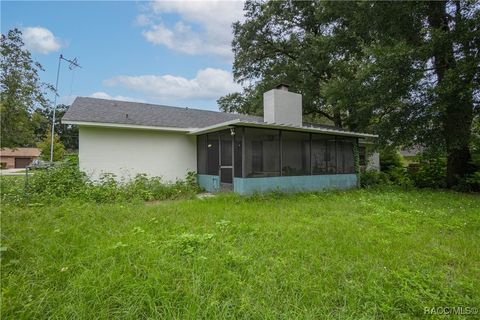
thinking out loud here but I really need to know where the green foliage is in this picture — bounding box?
[410,157,447,189]
[360,170,389,188]
[32,105,79,150]
[2,189,479,318]
[1,164,200,205]
[1,28,52,148]
[380,149,405,172]
[36,127,66,161]
[223,0,479,187]
[374,149,413,188]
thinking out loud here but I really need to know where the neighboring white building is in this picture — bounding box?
[63,85,379,193]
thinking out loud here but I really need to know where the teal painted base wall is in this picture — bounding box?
[197,174,220,193]
[233,174,358,195]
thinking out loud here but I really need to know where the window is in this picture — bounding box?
[244,128,280,177]
[197,134,207,174]
[336,139,355,174]
[282,131,310,175]
[207,132,219,175]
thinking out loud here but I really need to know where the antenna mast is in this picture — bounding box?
[50,54,81,162]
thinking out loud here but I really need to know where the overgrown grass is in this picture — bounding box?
[2,187,479,319]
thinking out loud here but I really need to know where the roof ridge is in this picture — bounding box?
[76,96,259,118]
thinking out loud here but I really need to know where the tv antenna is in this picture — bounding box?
[50,54,82,162]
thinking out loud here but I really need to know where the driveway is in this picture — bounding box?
[1,168,27,176]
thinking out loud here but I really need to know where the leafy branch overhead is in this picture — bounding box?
[219,0,479,187]
[1,28,77,150]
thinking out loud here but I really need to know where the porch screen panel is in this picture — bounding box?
[234,129,243,177]
[207,132,219,175]
[282,131,310,176]
[197,134,207,174]
[311,134,328,174]
[336,138,355,174]
[244,128,280,177]
[326,137,337,174]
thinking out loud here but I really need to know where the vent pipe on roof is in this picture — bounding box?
[263,84,302,126]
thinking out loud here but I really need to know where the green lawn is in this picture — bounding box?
[2,188,479,319]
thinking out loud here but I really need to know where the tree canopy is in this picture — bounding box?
[1,28,53,148]
[219,0,480,186]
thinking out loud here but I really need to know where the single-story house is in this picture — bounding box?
[62,85,379,194]
[0,148,41,169]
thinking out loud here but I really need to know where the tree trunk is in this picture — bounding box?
[428,1,474,187]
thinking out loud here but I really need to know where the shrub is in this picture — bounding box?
[410,157,447,189]
[37,127,66,161]
[360,170,389,188]
[372,148,412,187]
[380,149,404,172]
[3,163,200,205]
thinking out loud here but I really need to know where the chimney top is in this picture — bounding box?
[275,83,289,91]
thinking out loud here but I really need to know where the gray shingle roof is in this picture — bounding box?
[62,97,353,134]
[62,97,263,129]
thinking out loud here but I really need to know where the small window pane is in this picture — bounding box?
[282,131,310,176]
[244,128,280,177]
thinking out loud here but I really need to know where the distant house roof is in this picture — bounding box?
[0,148,41,157]
[400,146,424,157]
[63,97,377,138]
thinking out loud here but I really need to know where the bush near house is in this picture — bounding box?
[1,160,199,205]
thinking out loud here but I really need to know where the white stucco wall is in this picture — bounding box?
[78,126,196,182]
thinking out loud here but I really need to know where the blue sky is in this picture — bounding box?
[1,1,245,110]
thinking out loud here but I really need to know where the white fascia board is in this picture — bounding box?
[62,120,194,133]
[188,119,378,138]
[188,119,242,135]
[235,121,378,138]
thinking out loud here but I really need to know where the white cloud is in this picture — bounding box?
[135,14,151,27]
[139,0,245,59]
[104,68,241,101]
[90,92,144,103]
[22,27,62,54]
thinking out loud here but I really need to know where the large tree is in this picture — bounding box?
[220,1,479,187]
[1,28,52,148]
[32,105,79,150]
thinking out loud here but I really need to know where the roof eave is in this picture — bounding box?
[62,120,194,132]
[189,120,378,138]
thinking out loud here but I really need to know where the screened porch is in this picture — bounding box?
[196,126,358,193]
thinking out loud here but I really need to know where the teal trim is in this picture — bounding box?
[233,174,358,195]
[197,174,220,193]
